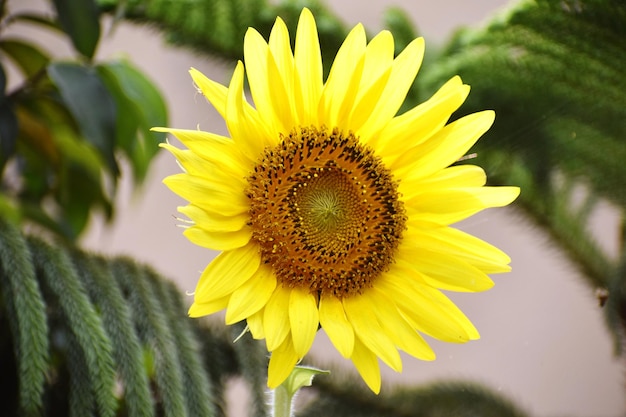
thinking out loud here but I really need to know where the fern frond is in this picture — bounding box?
[413,0,626,350]
[71,252,155,417]
[98,0,348,74]
[0,220,48,417]
[66,329,97,417]
[28,237,118,417]
[146,267,217,417]
[109,259,189,417]
[0,219,268,416]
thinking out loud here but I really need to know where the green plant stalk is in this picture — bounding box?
[272,385,293,417]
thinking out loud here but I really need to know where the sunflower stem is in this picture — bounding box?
[271,385,293,417]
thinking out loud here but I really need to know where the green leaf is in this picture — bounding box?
[52,0,101,59]
[96,60,167,181]
[0,39,50,78]
[0,64,18,168]
[0,194,20,224]
[59,164,112,239]
[48,62,119,175]
[8,12,63,34]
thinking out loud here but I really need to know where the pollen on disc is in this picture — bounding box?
[246,126,406,298]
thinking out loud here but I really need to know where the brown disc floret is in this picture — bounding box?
[246,126,406,298]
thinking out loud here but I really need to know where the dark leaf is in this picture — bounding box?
[59,164,112,239]
[0,64,17,168]
[0,102,17,169]
[97,60,167,181]
[48,62,119,175]
[51,0,100,59]
[0,39,50,78]
[8,12,63,33]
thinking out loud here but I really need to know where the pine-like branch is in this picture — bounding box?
[98,0,349,74]
[0,220,49,417]
[28,237,118,417]
[147,267,217,417]
[414,0,626,350]
[71,252,155,417]
[109,259,190,417]
[0,220,270,416]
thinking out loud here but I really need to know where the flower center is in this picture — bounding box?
[246,126,406,298]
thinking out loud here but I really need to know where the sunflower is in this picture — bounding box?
[158,8,519,393]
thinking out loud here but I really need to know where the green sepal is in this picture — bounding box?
[281,365,330,398]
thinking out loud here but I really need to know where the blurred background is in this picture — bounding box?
[3,0,624,416]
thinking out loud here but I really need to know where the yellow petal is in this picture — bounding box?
[289,288,319,357]
[269,17,297,130]
[189,67,228,119]
[247,308,265,339]
[395,245,494,293]
[159,143,213,176]
[319,293,354,358]
[392,110,495,179]
[188,294,229,318]
[162,173,248,217]
[244,28,291,134]
[183,226,252,251]
[360,30,394,87]
[346,30,393,131]
[376,271,479,342]
[406,186,520,225]
[319,23,366,128]
[358,37,425,140]
[178,204,249,233]
[406,226,512,274]
[348,67,391,132]
[374,75,468,154]
[343,294,402,372]
[225,62,273,159]
[267,334,299,389]
[263,285,291,351]
[194,242,261,302]
[369,288,435,361]
[269,17,294,91]
[350,337,381,394]
[294,8,323,125]
[155,127,251,173]
[399,164,487,201]
[226,265,277,324]
[244,28,270,102]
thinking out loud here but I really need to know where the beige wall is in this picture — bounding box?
[7,0,625,415]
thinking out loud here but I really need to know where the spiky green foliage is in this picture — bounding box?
[0,220,48,416]
[98,0,349,73]
[412,0,626,347]
[0,219,271,417]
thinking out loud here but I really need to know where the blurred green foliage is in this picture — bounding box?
[0,0,167,240]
